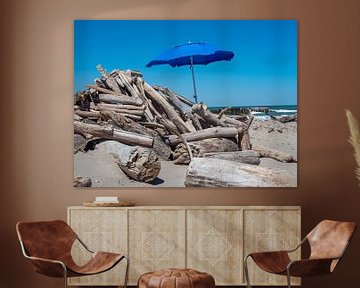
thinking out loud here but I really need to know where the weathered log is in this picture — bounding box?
[74,134,86,153]
[98,107,145,116]
[185,158,296,187]
[189,113,203,130]
[96,141,161,183]
[118,113,143,121]
[203,150,260,165]
[75,110,101,118]
[155,86,192,117]
[270,114,297,123]
[234,115,249,122]
[247,114,255,128]
[74,114,83,121]
[117,72,139,98]
[125,69,143,78]
[100,110,171,160]
[173,138,238,165]
[139,122,165,129]
[143,82,190,133]
[238,127,251,151]
[217,107,231,119]
[74,176,92,187]
[214,116,251,150]
[222,115,246,127]
[134,77,157,121]
[173,91,194,107]
[99,94,143,106]
[252,144,297,163]
[96,103,146,111]
[165,126,238,146]
[185,119,197,132]
[116,109,144,116]
[157,116,193,161]
[96,65,122,94]
[86,84,120,96]
[74,121,154,147]
[114,76,126,89]
[192,104,227,127]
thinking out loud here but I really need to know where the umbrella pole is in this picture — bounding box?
[190,56,198,103]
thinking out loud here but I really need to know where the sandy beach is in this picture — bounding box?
[74,118,297,187]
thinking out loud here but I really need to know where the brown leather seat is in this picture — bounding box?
[138,268,215,288]
[16,220,129,288]
[244,220,356,288]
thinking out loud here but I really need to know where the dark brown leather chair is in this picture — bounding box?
[244,220,356,288]
[16,220,129,288]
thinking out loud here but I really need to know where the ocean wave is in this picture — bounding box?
[254,115,271,121]
[270,109,297,113]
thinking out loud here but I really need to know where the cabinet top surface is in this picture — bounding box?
[68,205,301,210]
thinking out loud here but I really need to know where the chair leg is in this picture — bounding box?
[123,255,130,288]
[286,269,291,288]
[244,255,252,288]
[62,264,68,288]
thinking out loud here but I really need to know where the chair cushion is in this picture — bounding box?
[138,268,215,288]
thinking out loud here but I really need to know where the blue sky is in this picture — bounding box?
[74,20,297,107]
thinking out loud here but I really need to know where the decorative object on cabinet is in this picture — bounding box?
[16,220,129,288]
[83,201,135,207]
[138,268,215,288]
[68,206,300,286]
[244,220,356,288]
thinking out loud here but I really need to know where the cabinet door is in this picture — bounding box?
[243,208,301,286]
[187,209,243,285]
[128,209,186,284]
[68,208,127,286]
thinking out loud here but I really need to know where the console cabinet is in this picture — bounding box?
[67,206,300,286]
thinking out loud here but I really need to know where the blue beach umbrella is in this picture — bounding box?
[146,42,235,103]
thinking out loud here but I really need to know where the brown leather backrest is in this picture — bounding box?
[307,220,356,260]
[16,220,77,261]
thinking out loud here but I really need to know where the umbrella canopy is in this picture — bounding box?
[146,42,234,103]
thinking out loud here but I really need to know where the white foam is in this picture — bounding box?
[270,109,297,113]
[254,115,271,121]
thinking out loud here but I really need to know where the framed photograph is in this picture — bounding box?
[74,20,297,188]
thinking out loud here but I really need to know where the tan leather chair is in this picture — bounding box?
[244,220,356,288]
[16,220,129,288]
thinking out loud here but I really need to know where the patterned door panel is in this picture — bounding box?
[128,209,186,284]
[187,209,243,285]
[244,209,301,286]
[68,208,127,286]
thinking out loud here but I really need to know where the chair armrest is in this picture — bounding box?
[19,240,67,277]
[247,250,290,259]
[25,255,65,266]
[245,237,306,259]
[25,255,67,277]
[287,258,336,277]
[76,236,94,253]
[286,237,307,253]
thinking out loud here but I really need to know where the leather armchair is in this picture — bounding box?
[244,220,356,288]
[16,220,129,288]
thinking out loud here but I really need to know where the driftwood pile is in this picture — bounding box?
[74,65,296,187]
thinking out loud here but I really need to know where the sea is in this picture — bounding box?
[209,105,297,120]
